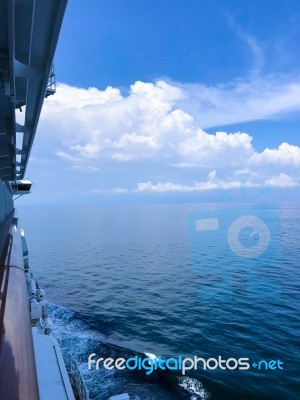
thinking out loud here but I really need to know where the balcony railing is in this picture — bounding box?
[45,64,56,97]
[63,352,89,400]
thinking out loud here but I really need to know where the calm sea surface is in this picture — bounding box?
[18,203,300,400]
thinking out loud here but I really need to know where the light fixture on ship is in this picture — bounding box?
[10,178,32,199]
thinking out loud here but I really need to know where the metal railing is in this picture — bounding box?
[64,352,89,400]
[45,64,56,97]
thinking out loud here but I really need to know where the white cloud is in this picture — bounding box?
[135,170,258,192]
[250,142,300,166]
[178,130,253,167]
[92,175,297,194]
[70,165,100,173]
[135,180,218,192]
[111,152,135,161]
[265,173,298,188]
[110,133,160,150]
[90,187,128,194]
[69,143,102,159]
[227,16,264,73]
[171,162,199,168]
[56,151,81,163]
[38,78,300,192]
[42,78,300,163]
[178,77,300,128]
[108,133,161,161]
[89,169,299,194]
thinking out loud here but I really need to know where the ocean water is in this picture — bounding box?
[18,203,300,400]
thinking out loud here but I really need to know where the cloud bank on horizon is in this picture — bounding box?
[34,75,300,194]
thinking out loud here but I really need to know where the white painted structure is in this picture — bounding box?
[33,331,75,400]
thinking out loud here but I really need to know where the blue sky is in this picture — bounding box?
[20,0,300,204]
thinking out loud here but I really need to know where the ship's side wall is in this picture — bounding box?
[0,215,39,400]
[0,179,14,224]
[0,179,14,256]
[0,180,39,400]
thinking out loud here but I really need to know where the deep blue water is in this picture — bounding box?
[18,203,300,400]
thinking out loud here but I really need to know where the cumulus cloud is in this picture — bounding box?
[134,173,249,192]
[38,78,300,193]
[91,175,296,194]
[90,171,298,194]
[177,130,253,167]
[265,173,298,188]
[250,142,300,166]
[133,173,299,193]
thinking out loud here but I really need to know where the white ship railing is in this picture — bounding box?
[64,353,89,400]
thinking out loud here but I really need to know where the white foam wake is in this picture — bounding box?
[178,376,210,400]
